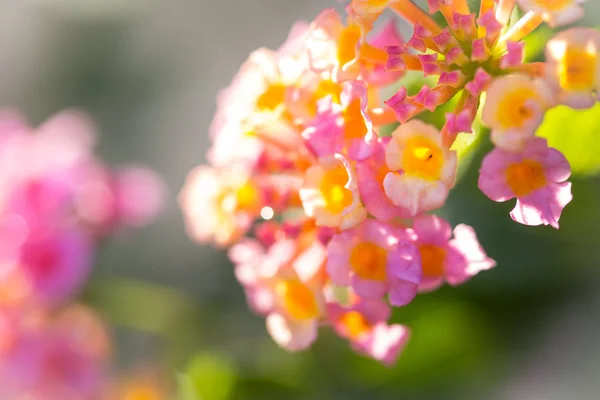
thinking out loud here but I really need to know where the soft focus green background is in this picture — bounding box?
[2,1,600,399]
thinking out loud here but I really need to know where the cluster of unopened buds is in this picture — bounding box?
[0,110,167,399]
[181,0,597,365]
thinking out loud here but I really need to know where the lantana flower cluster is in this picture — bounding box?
[181,0,594,365]
[0,110,167,399]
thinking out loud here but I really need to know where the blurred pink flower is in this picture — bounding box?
[327,298,410,366]
[409,214,496,292]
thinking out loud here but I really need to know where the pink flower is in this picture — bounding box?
[327,298,410,366]
[384,120,457,216]
[482,74,554,152]
[307,9,362,83]
[208,30,307,171]
[74,163,166,234]
[179,165,263,247]
[355,139,412,221]
[545,27,600,109]
[299,154,367,230]
[230,230,328,352]
[478,137,572,229]
[302,80,376,161]
[0,306,110,400]
[18,226,93,305]
[327,219,421,306]
[409,215,496,292]
[360,20,405,86]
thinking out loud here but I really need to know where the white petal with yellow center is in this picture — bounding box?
[383,120,457,216]
[546,28,600,109]
[299,154,366,229]
[482,75,553,152]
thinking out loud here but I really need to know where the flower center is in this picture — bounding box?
[339,311,372,340]
[560,46,598,91]
[219,181,259,213]
[401,135,444,181]
[418,244,447,278]
[309,80,342,116]
[276,280,320,320]
[350,241,388,281]
[505,159,547,197]
[256,83,286,111]
[319,163,354,213]
[496,88,540,130]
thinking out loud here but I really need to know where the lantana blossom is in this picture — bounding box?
[181,0,597,365]
[327,297,410,365]
[299,154,366,229]
[409,215,496,292]
[384,120,457,216]
[479,137,572,229]
[482,74,555,152]
[545,27,600,109]
[327,219,421,306]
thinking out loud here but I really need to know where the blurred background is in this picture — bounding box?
[1,1,600,399]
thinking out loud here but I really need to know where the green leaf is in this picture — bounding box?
[536,103,600,176]
[181,352,237,400]
[177,373,203,400]
[523,24,553,62]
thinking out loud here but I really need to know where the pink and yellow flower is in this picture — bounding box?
[482,74,554,152]
[384,120,457,216]
[327,219,421,306]
[302,80,376,161]
[355,139,412,221]
[327,298,410,366]
[479,137,572,228]
[179,165,263,247]
[300,154,367,229]
[230,227,328,351]
[409,214,496,292]
[545,27,600,109]
[307,8,405,85]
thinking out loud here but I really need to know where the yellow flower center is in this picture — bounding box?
[235,181,260,211]
[418,244,447,278]
[319,163,354,214]
[276,280,320,320]
[401,135,444,181]
[309,80,342,116]
[338,24,361,67]
[256,83,286,111]
[505,159,547,197]
[343,99,368,141]
[533,0,573,11]
[339,311,372,340]
[496,88,540,130]
[220,181,260,214]
[350,241,388,281]
[560,46,598,91]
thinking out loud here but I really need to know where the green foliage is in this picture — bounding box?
[537,103,600,176]
[177,373,202,400]
[177,352,237,400]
